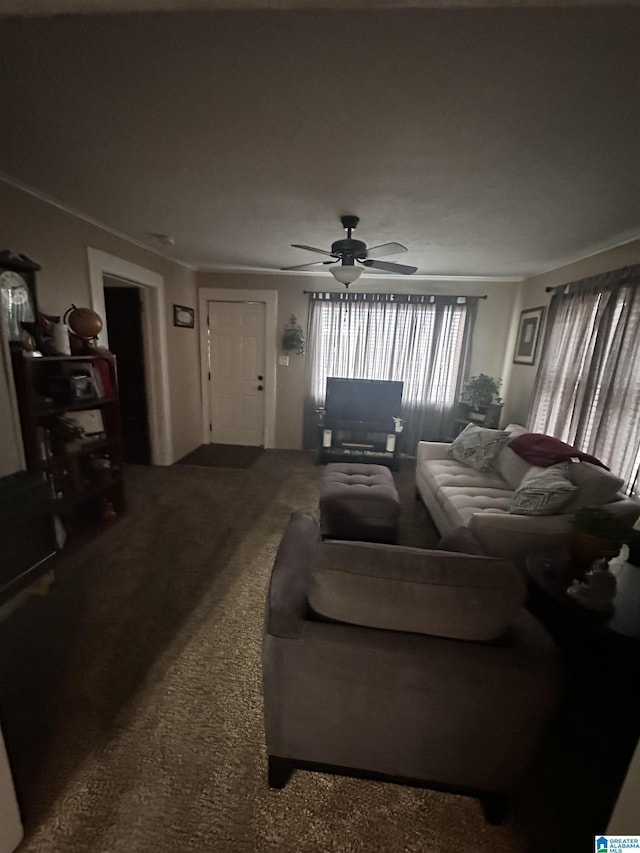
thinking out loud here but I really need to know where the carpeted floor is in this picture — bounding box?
[0,452,624,852]
[176,443,263,468]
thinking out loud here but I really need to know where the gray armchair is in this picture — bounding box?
[262,511,561,822]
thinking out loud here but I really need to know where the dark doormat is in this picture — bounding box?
[176,444,263,469]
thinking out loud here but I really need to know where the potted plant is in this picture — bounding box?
[461,374,503,409]
[570,506,632,575]
[459,374,503,424]
[281,315,305,355]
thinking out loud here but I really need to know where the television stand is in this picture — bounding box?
[315,420,401,470]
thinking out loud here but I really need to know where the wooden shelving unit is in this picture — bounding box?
[11,351,125,546]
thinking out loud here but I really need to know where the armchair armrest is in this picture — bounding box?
[266,510,320,639]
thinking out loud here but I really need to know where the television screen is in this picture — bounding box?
[324,378,403,427]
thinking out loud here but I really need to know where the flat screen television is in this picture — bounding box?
[324,378,403,428]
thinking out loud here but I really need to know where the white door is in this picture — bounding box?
[208,301,266,446]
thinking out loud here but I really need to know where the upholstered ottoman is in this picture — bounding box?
[319,463,400,543]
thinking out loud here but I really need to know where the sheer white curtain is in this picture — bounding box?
[304,293,476,452]
[529,265,640,495]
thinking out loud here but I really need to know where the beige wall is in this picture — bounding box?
[0,180,201,463]
[198,271,518,450]
[502,239,640,427]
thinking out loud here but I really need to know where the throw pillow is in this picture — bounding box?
[509,462,577,516]
[565,461,624,511]
[448,423,510,472]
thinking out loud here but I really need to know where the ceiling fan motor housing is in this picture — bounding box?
[331,238,367,264]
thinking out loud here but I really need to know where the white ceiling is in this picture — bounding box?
[1,5,639,278]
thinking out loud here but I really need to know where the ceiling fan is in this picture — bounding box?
[282,215,418,286]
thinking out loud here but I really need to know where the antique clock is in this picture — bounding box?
[0,250,40,346]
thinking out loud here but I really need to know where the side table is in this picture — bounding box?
[526,551,640,784]
[526,551,640,642]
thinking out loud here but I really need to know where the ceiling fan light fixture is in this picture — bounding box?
[330,265,363,287]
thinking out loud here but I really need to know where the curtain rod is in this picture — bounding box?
[303,291,487,298]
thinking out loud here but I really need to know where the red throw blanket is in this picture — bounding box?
[509,433,609,470]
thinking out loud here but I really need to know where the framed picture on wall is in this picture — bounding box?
[513,306,545,365]
[173,304,195,328]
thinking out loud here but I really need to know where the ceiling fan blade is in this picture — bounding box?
[291,243,334,257]
[365,242,408,258]
[362,259,418,275]
[281,260,333,271]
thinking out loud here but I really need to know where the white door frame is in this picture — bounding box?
[87,248,173,466]
[199,288,277,448]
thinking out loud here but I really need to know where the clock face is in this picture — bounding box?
[0,269,36,341]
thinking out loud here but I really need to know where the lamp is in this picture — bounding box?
[330,265,363,287]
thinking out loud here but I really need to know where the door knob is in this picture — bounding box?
[257,385,264,391]
[257,375,264,380]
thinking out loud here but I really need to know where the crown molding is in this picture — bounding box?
[528,233,640,281]
[0,172,196,271]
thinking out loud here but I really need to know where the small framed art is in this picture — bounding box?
[173,304,195,328]
[513,306,545,365]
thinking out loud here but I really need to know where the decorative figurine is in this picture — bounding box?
[566,558,617,612]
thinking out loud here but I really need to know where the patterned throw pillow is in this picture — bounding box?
[509,462,577,515]
[448,423,511,472]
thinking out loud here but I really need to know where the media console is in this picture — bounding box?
[315,378,404,470]
[315,423,402,470]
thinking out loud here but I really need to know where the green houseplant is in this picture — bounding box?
[461,374,503,409]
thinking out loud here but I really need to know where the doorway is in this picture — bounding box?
[207,301,265,446]
[198,288,278,449]
[87,248,173,466]
[103,279,152,464]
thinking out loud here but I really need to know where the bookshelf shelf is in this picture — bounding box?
[11,351,126,545]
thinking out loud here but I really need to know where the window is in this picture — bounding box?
[529,266,640,495]
[304,294,476,452]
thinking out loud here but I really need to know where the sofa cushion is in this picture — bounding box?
[419,456,513,528]
[493,445,533,490]
[491,424,533,489]
[426,458,508,492]
[448,423,511,472]
[509,462,576,516]
[565,460,624,511]
[308,539,526,642]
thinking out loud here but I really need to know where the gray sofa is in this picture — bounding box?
[262,510,560,821]
[415,424,640,566]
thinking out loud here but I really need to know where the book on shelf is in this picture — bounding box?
[36,426,52,462]
[93,359,114,397]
